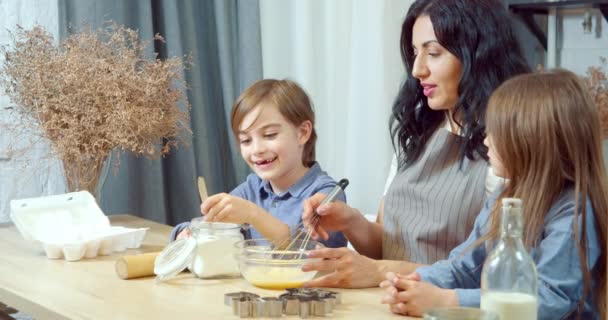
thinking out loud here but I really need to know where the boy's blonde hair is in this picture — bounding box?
[484,69,607,319]
[230,79,317,167]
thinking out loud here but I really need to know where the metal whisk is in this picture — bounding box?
[274,179,349,258]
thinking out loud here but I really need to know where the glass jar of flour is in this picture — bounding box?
[154,217,243,282]
[188,218,243,278]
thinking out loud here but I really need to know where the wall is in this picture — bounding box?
[556,8,608,173]
[558,8,608,74]
[0,0,66,222]
[518,7,608,173]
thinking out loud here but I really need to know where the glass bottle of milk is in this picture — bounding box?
[480,198,538,320]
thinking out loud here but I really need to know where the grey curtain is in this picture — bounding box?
[57,0,261,225]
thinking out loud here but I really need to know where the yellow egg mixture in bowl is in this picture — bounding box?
[234,238,324,290]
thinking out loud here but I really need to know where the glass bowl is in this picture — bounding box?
[234,238,324,290]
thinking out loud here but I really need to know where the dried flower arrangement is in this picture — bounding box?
[0,24,190,195]
[581,57,608,138]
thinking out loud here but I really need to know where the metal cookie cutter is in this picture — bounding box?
[224,292,261,318]
[237,296,264,318]
[298,297,312,318]
[285,288,341,303]
[279,288,342,317]
[225,289,342,318]
[312,297,332,317]
[224,292,260,306]
[282,295,300,315]
[261,297,283,318]
[224,292,283,318]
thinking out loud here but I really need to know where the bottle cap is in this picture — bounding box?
[501,198,522,208]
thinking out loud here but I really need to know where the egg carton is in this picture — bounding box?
[41,226,149,261]
[10,191,148,261]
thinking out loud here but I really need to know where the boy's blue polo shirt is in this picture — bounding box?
[170,162,347,248]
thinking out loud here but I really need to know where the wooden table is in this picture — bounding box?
[0,215,415,319]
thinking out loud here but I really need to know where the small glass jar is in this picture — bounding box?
[154,217,244,282]
[187,217,243,278]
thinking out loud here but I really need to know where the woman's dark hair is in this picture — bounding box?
[390,0,530,167]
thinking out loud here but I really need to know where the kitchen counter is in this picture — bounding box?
[0,215,414,319]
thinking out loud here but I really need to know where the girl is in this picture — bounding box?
[380,70,607,319]
[170,79,347,248]
[300,0,530,288]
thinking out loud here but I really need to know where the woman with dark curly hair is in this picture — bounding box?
[382,70,607,319]
[301,0,530,289]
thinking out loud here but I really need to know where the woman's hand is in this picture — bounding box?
[201,193,259,224]
[301,247,384,288]
[302,193,358,240]
[380,272,458,317]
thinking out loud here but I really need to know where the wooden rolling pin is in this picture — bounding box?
[115,252,160,280]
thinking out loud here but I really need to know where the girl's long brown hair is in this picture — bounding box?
[483,70,607,319]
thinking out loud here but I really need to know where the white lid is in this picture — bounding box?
[10,191,110,241]
[154,237,197,282]
[190,217,241,230]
